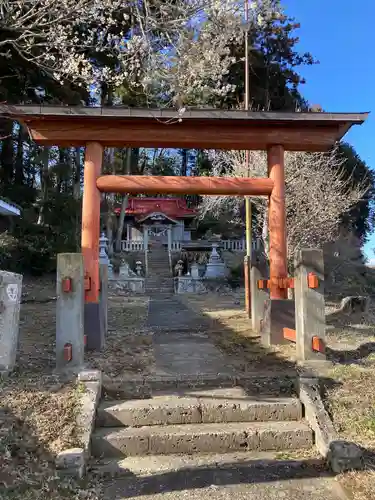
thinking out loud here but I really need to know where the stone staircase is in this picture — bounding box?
[146,248,174,294]
[90,386,314,472]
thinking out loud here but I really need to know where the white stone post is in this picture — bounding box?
[167,225,172,252]
[143,225,149,251]
[0,271,23,374]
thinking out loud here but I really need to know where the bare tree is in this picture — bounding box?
[199,148,370,258]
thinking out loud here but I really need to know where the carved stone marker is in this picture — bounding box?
[0,270,23,373]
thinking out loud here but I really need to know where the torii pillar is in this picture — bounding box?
[81,141,104,349]
[268,145,288,300]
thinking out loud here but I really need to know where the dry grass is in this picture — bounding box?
[0,376,96,499]
[323,304,375,500]
[0,276,101,499]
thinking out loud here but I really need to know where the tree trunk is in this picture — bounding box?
[181,149,188,176]
[73,147,81,249]
[14,125,25,186]
[106,147,116,256]
[115,149,132,253]
[0,121,14,187]
[37,147,50,225]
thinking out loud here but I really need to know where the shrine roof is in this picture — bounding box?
[114,197,197,220]
[0,105,369,151]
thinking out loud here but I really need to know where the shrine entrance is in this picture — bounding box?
[0,104,367,351]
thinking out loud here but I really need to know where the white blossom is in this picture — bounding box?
[199,148,370,258]
[0,0,282,103]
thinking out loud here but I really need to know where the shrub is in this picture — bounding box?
[227,262,244,288]
[0,220,76,275]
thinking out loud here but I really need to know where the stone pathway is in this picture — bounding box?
[147,295,235,377]
[100,295,347,500]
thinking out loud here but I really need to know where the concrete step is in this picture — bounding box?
[96,390,302,427]
[91,420,313,458]
[90,450,324,479]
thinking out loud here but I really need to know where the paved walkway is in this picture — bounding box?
[101,456,345,500]
[101,295,347,500]
[147,295,235,377]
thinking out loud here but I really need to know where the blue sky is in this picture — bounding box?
[283,0,375,261]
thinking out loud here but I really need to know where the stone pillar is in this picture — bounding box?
[56,253,84,371]
[294,248,326,361]
[126,223,131,241]
[99,264,108,340]
[250,265,268,332]
[0,271,23,374]
[244,255,251,317]
[167,225,172,252]
[143,226,149,251]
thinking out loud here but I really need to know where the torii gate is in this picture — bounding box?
[0,105,368,345]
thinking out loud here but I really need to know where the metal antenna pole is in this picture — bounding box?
[244,0,252,316]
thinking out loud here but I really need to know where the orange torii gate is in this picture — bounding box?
[0,105,368,347]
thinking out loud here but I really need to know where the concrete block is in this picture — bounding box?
[298,377,364,472]
[199,396,302,424]
[147,423,259,455]
[257,421,313,451]
[78,369,103,384]
[56,253,84,371]
[250,265,268,333]
[99,264,108,338]
[261,298,295,346]
[294,249,326,361]
[55,447,85,478]
[76,380,102,458]
[0,270,22,372]
[92,420,313,458]
[91,427,149,458]
[97,396,202,427]
[85,302,104,351]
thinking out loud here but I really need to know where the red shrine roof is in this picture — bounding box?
[114,197,197,221]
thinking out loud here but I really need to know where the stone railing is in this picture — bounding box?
[121,240,144,252]
[221,239,246,251]
[171,240,246,252]
[171,241,181,251]
[121,239,247,252]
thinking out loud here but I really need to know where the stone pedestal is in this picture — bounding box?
[56,254,84,371]
[261,298,295,347]
[250,265,268,333]
[205,244,228,279]
[0,271,23,373]
[294,248,326,361]
[99,264,108,339]
[191,263,200,278]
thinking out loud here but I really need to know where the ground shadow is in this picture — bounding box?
[101,457,332,498]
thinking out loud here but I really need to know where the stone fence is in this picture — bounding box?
[121,239,246,253]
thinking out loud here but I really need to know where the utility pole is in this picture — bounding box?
[244,0,252,317]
